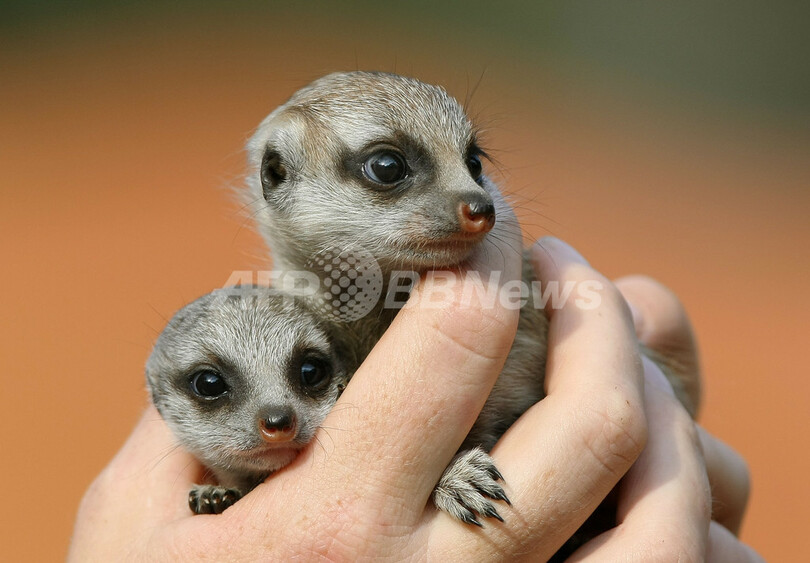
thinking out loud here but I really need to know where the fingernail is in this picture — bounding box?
[536,236,590,266]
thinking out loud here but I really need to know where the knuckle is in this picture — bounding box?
[426,291,518,363]
[581,388,648,476]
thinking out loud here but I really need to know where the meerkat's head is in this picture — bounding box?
[246,71,502,273]
[146,288,347,476]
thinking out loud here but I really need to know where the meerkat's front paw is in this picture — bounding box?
[432,447,510,527]
[188,484,243,514]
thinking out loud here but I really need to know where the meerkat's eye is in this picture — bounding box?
[190,370,228,399]
[299,356,332,390]
[363,151,408,185]
[466,153,483,183]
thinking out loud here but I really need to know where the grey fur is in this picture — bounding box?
[146,287,348,514]
[244,71,547,524]
[243,71,693,525]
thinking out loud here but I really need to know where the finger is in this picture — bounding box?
[296,211,523,524]
[534,238,644,400]
[698,426,751,535]
[431,237,648,559]
[615,275,701,413]
[706,521,765,562]
[569,359,712,562]
[615,277,748,534]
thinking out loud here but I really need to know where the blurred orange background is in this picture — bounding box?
[1,3,808,561]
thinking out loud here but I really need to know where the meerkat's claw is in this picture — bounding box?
[432,447,510,527]
[188,484,243,515]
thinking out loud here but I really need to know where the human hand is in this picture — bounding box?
[68,235,759,561]
[591,274,760,561]
[529,244,760,561]
[68,202,525,560]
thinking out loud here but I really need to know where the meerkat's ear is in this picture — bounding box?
[260,148,287,197]
[251,109,299,200]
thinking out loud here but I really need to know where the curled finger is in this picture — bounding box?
[699,426,751,535]
[569,360,711,561]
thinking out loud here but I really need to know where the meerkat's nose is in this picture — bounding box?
[458,198,496,234]
[258,406,297,442]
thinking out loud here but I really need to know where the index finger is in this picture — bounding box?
[302,200,523,524]
[532,238,644,400]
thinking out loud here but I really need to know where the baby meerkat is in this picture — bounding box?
[146,287,348,514]
[244,71,694,525]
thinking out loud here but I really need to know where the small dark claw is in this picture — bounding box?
[487,465,504,481]
[482,504,504,523]
[459,510,483,528]
[489,487,511,506]
[188,485,242,515]
[433,448,511,527]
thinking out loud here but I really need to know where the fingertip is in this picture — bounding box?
[614,275,690,345]
[530,237,590,278]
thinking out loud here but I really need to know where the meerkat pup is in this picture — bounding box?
[146,287,348,514]
[244,71,695,525]
[148,286,510,519]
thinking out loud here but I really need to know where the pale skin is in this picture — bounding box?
[69,235,762,561]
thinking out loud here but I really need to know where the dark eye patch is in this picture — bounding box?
[341,132,435,195]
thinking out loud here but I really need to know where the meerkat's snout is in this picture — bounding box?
[458,197,496,235]
[258,405,298,442]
